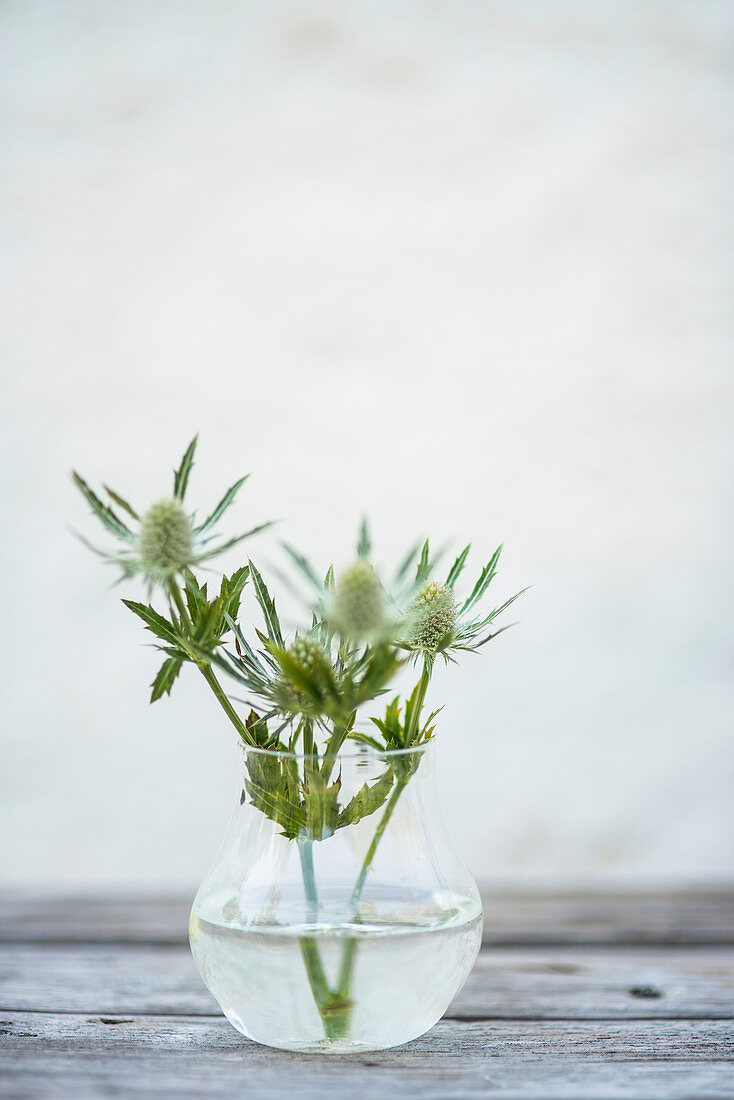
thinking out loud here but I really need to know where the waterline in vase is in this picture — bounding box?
[190,890,482,1053]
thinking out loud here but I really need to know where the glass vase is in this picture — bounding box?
[189,739,482,1053]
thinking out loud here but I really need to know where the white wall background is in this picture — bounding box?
[2,0,733,888]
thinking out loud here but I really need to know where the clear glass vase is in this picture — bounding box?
[189,739,482,1053]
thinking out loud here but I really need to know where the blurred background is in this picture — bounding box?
[2,0,732,889]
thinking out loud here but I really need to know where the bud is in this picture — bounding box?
[138,499,194,577]
[276,637,334,712]
[408,581,456,653]
[287,637,333,684]
[331,560,385,639]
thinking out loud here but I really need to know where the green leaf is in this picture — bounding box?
[184,638,253,687]
[346,730,384,751]
[122,600,180,646]
[225,613,267,674]
[337,766,394,828]
[460,544,503,613]
[217,566,249,634]
[72,473,134,542]
[271,644,338,709]
[415,539,431,584]
[173,436,197,501]
[150,657,182,702]
[472,587,529,631]
[183,569,208,621]
[303,769,342,840]
[281,542,323,591]
[392,542,421,586]
[249,560,283,645]
[445,543,471,590]
[462,623,515,650]
[197,523,274,562]
[196,476,249,534]
[103,485,140,521]
[356,517,371,560]
[352,645,404,709]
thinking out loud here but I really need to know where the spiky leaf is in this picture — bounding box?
[249,560,283,645]
[122,600,180,646]
[196,476,249,534]
[150,657,182,701]
[445,543,471,590]
[72,473,134,542]
[173,436,197,501]
[338,766,394,828]
[103,485,140,521]
[461,544,503,613]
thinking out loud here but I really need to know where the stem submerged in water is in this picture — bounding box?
[297,838,353,1041]
[334,655,433,1010]
[335,775,408,998]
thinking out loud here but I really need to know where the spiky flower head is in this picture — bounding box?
[331,560,385,640]
[288,637,333,681]
[138,499,194,578]
[407,581,457,653]
[72,437,271,591]
[275,637,336,713]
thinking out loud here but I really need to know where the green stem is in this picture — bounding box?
[335,654,434,1001]
[336,775,408,996]
[350,776,407,909]
[167,578,253,745]
[320,718,351,781]
[406,654,433,743]
[297,838,353,1041]
[199,663,252,743]
[297,840,330,1004]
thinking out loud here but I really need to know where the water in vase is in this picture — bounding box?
[190,886,482,1053]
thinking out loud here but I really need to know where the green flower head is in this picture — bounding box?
[139,499,194,578]
[331,560,385,640]
[407,581,456,653]
[275,637,336,714]
[72,436,271,591]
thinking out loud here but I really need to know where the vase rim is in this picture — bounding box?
[236,738,435,762]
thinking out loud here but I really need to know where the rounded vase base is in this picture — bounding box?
[238,1032,423,1055]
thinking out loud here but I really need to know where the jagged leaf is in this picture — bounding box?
[196,476,249,534]
[150,657,182,702]
[173,436,197,501]
[72,473,134,542]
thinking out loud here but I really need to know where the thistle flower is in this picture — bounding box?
[72,437,271,591]
[274,637,338,715]
[407,581,457,654]
[138,499,195,579]
[401,542,528,663]
[331,560,386,640]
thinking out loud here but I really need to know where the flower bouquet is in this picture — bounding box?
[73,438,525,1052]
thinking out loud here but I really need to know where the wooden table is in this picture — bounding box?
[1,887,733,1098]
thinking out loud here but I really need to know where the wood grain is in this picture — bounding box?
[1,943,733,1020]
[2,887,733,945]
[2,889,733,1099]
[1,1014,733,1100]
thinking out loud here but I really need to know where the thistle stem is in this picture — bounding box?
[335,654,434,1002]
[297,838,353,1041]
[349,776,407,910]
[297,840,330,1004]
[335,775,407,997]
[199,663,252,744]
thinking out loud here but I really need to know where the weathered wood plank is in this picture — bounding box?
[1,943,733,1021]
[1,1014,732,1100]
[2,887,733,945]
